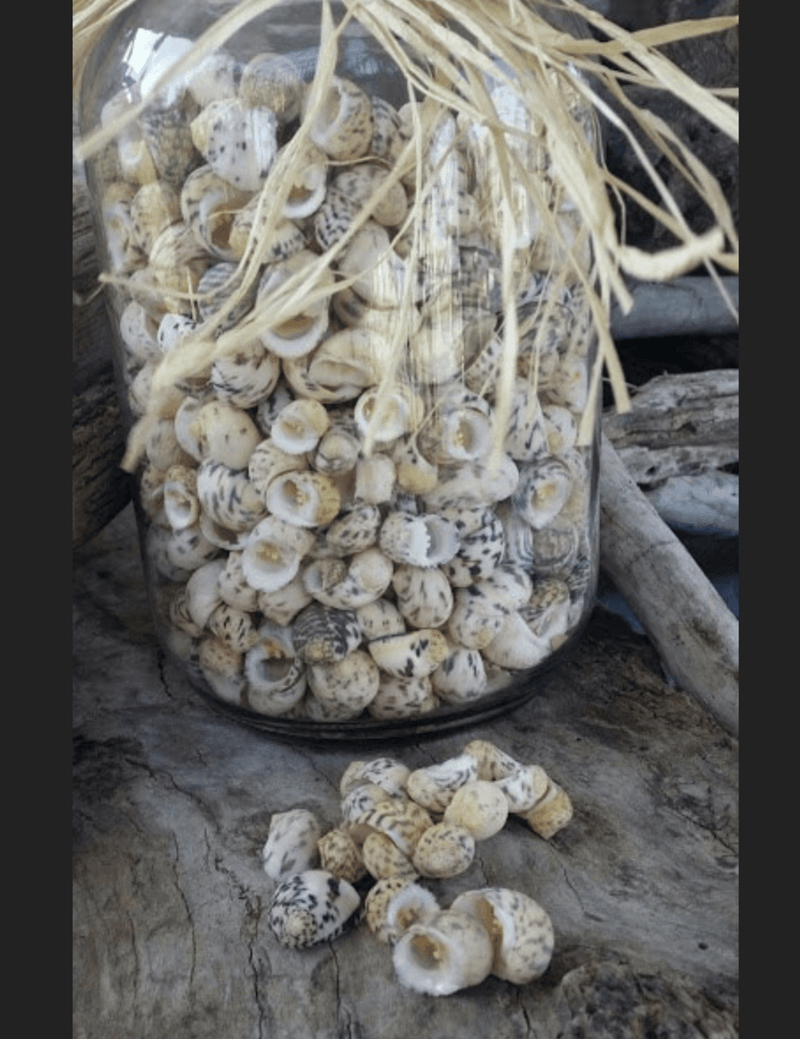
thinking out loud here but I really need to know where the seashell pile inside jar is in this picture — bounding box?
[94,41,599,730]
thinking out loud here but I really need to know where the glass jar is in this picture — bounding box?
[79,0,601,739]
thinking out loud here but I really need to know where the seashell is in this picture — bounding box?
[119,300,162,364]
[256,249,333,358]
[364,876,419,944]
[206,601,259,652]
[313,421,362,476]
[367,675,440,720]
[354,386,424,446]
[348,798,433,858]
[148,222,213,313]
[190,97,278,190]
[127,361,157,416]
[180,164,253,260]
[196,459,266,531]
[303,548,394,610]
[495,765,549,814]
[367,628,448,680]
[185,51,240,107]
[483,610,550,670]
[354,598,406,642]
[190,400,262,470]
[391,439,438,496]
[450,887,554,984]
[218,550,260,611]
[431,641,487,704]
[247,437,308,501]
[198,636,246,703]
[325,504,382,554]
[266,470,342,528]
[129,180,181,254]
[442,781,509,840]
[392,907,493,995]
[241,515,315,593]
[156,312,198,357]
[228,201,306,264]
[405,317,464,385]
[256,572,314,626]
[164,522,221,572]
[267,870,360,949]
[477,564,534,613]
[530,519,580,578]
[331,163,408,228]
[411,823,476,880]
[405,754,479,814]
[353,453,397,505]
[445,586,508,651]
[305,76,373,161]
[195,261,258,332]
[144,414,193,471]
[361,831,419,882]
[511,456,573,530]
[307,650,381,717]
[198,512,254,552]
[146,525,194,583]
[184,558,227,628]
[313,187,363,252]
[369,96,409,164]
[317,828,368,884]
[244,622,307,715]
[340,782,393,827]
[522,578,572,642]
[522,777,573,839]
[504,381,548,462]
[542,403,578,454]
[276,142,328,220]
[307,327,391,393]
[100,88,157,185]
[101,182,145,274]
[291,603,362,664]
[496,500,535,570]
[338,222,407,309]
[391,565,454,629]
[461,740,522,781]
[271,398,330,455]
[439,505,505,587]
[420,455,519,511]
[209,334,282,407]
[262,808,321,881]
[378,512,459,569]
[239,53,305,123]
[339,758,411,799]
[139,94,201,189]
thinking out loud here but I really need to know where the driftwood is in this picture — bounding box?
[599,433,738,737]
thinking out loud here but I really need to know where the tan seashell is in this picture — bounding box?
[244,621,307,715]
[101,182,146,274]
[256,249,333,358]
[307,327,392,392]
[367,629,448,680]
[522,778,573,839]
[276,142,328,220]
[442,781,509,840]
[164,522,222,572]
[392,565,454,629]
[228,202,306,264]
[217,551,260,612]
[206,601,259,652]
[266,470,342,528]
[411,822,476,879]
[317,828,368,884]
[210,334,282,408]
[354,598,407,642]
[303,548,394,610]
[305,76,373,161]
[337,222,407,309]
[364,876,417,944]
[130,180,182,254]
[331,163,408,227]
[198,635,245,703]
[405,754,479,813]
[247,437,308,501]
[378,511,460,568]
[461,740,522,781]
[271,398,330,455]
[353,453,397,505]
[354,386,424,445]
[361,831,419,881]
[180,164,253,261]
[366,675,440,720]
[185,51,240,107]
[239,53,306,122]
[307,649,381,717]
[256,571,314,626]
[119,300,162,365]
[191,400,262,470]
[139,92,201,189]
[495,765,550,814]
[291,603,362,665]
[339,758,411,799]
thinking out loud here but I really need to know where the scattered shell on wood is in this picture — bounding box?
[348,798,433,859]
[461,740,522,782]
[522,779,573,839]
[361,830,419,882]
[442,781,509,840]
[405,754,480,814]
[392,908,493,996]
[411,822,476,879]
[267,870,360,949]
[495,765,550,814]
[364,876,416,944]
[339,758,411,800]
[317,827,368,884]
[262,808,322,881]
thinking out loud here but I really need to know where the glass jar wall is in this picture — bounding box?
[80,0,601,738]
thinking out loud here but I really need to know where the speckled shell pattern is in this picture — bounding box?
[94,33,599,725]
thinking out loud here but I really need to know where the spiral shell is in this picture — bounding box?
[190,97,278,190]
[267,870,360,949]
[305,76,373,161]
[262,808,321,881]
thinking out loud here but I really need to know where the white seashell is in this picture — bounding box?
[495,765,550,814]
[339,758,411,799]
[195,261,257,332]
[305,76,373,160]
[244,623,307,715]
[198,636,246,703]
[271,398,330,455]
[265,470,342,528]
[198,511,253,552]
[391,565,453,629]
[185,51,240,107]
[354,598,406,642]
[256,571,314,626]
[511,456,573,529]
[529,519,580,578]
[542,403,578,454]
[239,53,305,123]
[331,163,408,227]
[384,882,441,940]
[119,300,161,365]
[247,437,308,501]
[450,887,554,983]
[340,783,393,827]
[196,459,266,531]
[164,522,221,572]
[353,454,397,505]
[443,781,509,840]
[461,740,522,781]
[180,164,253,261]
[101,182,145,274]
[317,827,368,884]
[241,515,315,592]
[190,98,278,190]
[504,381,548,461]
[210,334,282,407]
[184,558,226,628]
[392,907,493,996]
[522,578,572,642]
[446,586,508,651]
[262,808,321,881]
[496,500,535,570]
[354,386,424,445]
[291,603,362,665]
[405,754,479,814]
[411,823,476,880]
[367,675,439,720]
[191,400,261,470]
[313,418,362,476]
[276,142,328,220]
[431,641,487,704]
[145,414,193,471]
[420,455,519,511]
[256,249,333,358]
[338,222,407,309]
[306,327,391,393]
[129,180,181,254]
[379,512,459,568]
[482,611,550,670]
[303,548,394,610]
[101,88,157,185]
[267,870,360,949]
[162,464,199,530]
[439,504,505,587]
[218,551,260,611]
[228,202,306,264]
[367,628,448,680]
[369,96,409,164]
[307,649,381,717]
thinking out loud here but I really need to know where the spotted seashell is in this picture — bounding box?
[254,381,295,435]
[307,649,381,717]
[180,164,253,261]
[378,512,460,569]
[361,831,418,882]
[100,88,157,185]
[542,403,578,454]
[431,642,487,704]
[101,182,145,274]
[291,603,362,665]
[461,740,521,782]
[439,505,505,587]
[256,572,314,627]
[148,223,212,313]
[419,391,493,467]
[367,629,448,680]
[546,355,591,412]
[303,548,394,610]
[339,758,411,799]
[317,828,368,884]
[392,439,439,496]
[241,515,316,593]
[262,808,321,881]
[305,76,373,161]
[217,551,259,612]
[354,598,406,642]
[268,870,360,949]
[190,97,278,190]
[161,520,220,572]
[482,611,550,670]
[313,425,362,476]
[411,823,476,880]
[147,525,192,583]
[364,876,423,945]
[196,261,258,332]
[198,635,246,703]
[367,675,440,720]
[338,222,407,310]
[198,512,254,553]
[247,437,308,502]
[325,504,382,555]
[239,53,305,123]
[331,163,408,228]
[420,455,519,511]
[503,381,548,462]
[185,51,240,107]
[495,765,550,814]
[256,249,333,358]
[391,565,454,630]
[348,798,433,859]
[307,327,392,394]
[244,622,307,715]
[270,398,330,455]
[190,400,262,470]
[522,578,572,642]
[530,519,580,578]
[445,585,508,651]
[172,395,206,463]
[129,180,181,254]
[313,187,363,252]
[228,201,307,264]
[144,414,192,471]
[495,501,534,570]
[477,565,534,614]
[369,96,408,165]
[405,754,479,814]
[119,300,161,365]
[206,601,259,652]
[511,456,573,530]
[450,887,554,984]
[341,783,393,826]
[139,93,201,188]
[443,780,509,841]
[522,778,573,839]
[275,141,328,220]
[156,312,197,356]
[183,558,226,628]
[209,335,282,407]
[265,470,342,528]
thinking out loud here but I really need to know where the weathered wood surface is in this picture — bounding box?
[73,505,738,1039]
